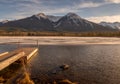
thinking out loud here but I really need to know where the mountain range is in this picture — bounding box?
[0,13,118,32]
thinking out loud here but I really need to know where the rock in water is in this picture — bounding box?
[60,64,69,70]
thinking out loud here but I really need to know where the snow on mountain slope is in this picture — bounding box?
[55,12,94,28]
[47,15,61,22]
[100,22,120,29]
[1,20,9,24]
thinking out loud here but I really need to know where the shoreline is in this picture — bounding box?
[0,37,120,45]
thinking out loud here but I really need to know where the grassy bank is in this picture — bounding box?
[0,31,120,37]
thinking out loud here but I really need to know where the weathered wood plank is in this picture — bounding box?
[0,47,38,71]
[0,52,25,71]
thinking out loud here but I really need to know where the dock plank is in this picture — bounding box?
[0,47,38,71]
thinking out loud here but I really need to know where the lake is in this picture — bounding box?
[0,37,120,84]
[27,44,120,84]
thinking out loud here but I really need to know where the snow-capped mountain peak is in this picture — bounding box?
[66,12,81,19]
[35,13,48,20]
[54,12,95,28]
[59,12,84,26]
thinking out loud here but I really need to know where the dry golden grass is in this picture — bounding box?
[0,62,22,83]
[0,76,5,83]
[16,72,34,84]
[58,79,77,84]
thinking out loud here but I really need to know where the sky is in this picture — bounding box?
[0,0,120,23]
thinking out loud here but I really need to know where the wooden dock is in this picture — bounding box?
[0,47,38,71]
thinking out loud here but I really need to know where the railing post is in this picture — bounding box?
[36,40,39,48]
[17,40,20,49]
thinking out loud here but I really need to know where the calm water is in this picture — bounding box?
[1,44,120,84]
[28,45,120,84]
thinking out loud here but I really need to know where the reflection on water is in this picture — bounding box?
[28,45,120,84]
[0,44,17,53]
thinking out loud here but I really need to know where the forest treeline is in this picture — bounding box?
[0,31,120,37]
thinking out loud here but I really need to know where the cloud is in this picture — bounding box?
[0,0,120,22]
[75,1,103,8]
[7,0,80,16]
[75,0,120,9]
[86,15,120,23]
[105,0,120,4]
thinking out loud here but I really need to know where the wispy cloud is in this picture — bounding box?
[78,2,102,8]
[105,0,120,4]
[74,1,104,9]
[86,15,120,23]
[0,0,119,23]
[74,0,120,9]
